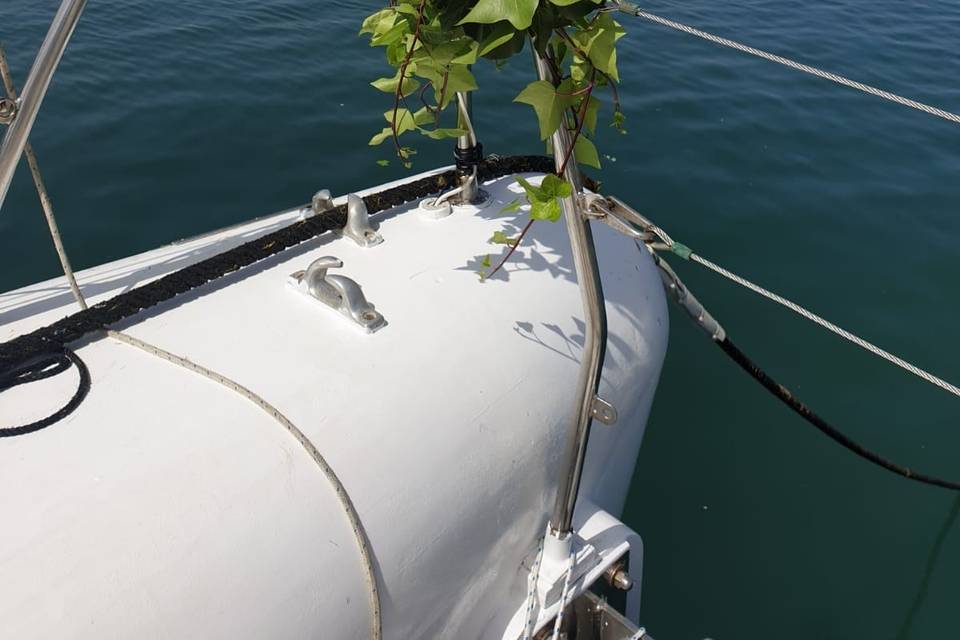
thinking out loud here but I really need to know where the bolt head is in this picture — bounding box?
[0,97,16,124]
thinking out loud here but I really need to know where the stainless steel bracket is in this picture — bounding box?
[581,193,649,241]
[312,189,334,214]
[0,97,16,125]
[288,256,386,333]
[590,396,618,425]
[300,188,335,221]
[340,194,383,248]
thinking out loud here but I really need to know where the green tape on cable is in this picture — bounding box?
[671,242,692,260]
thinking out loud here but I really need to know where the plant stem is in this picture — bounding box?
[486,218,536,279]
[558,69,595,177]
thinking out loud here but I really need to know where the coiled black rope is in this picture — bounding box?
[717,337,960,491]
[0,346,90,438]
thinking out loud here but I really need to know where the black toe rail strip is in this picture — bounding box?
[1,155,559,372]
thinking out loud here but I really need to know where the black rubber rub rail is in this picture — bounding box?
[0,155,559,374]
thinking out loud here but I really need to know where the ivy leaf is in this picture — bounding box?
[573,135,601,169]
[393,3,420,16]
[481,254,492,268]
[538,173,572,199]
[371,71,420,97]
[514,79,576,140]
[360,9,395,36]
[515,174,569,222]
[583,95,601,133]
[420,127,468,140]
[459,0,541,30]
[477,22,518,56]
[451,40,480,65]
[443,64,478,97]
[376,159,390,166]
[529,197,561,222]
[428,38,477,65]
[417,63,477,108]
[370,18,409,47]
[381,107,423,137]
[571,13,625,81]
[514,175,543,201]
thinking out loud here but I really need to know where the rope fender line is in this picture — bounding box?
[105,329,385,639]
[0,155,560,374]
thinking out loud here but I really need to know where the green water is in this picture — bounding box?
[2,1,960,638]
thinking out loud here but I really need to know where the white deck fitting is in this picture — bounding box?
[0,170,668,639]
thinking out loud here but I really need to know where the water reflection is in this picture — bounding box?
[896,495,960,640]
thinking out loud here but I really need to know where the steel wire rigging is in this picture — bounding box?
[610,1,960,126]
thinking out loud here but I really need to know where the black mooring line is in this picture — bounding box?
[717,336,960,491]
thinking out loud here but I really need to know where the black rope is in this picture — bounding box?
[0,351,71,389]
[0,347,90,438]
[717,337,960,491]
[0,154,560,375]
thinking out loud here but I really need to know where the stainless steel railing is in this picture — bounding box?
[0,0,88,212]
[532,51,609,537]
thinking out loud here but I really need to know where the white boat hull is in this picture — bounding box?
[0,170,668,639]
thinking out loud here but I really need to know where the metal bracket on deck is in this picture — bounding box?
[300,188,335,221]
[590,396,618,425]
[288,256,386,333]
[312,189,334,214]
[340,194,383,248]
[580,193,652,241]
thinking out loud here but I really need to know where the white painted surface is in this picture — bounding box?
[0,171,668,639]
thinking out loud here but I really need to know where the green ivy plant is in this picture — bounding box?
[360,0,627,277]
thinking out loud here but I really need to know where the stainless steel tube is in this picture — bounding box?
[455,91,478,150]
[455,91,479,203]
[533,52,609,535]
[0,0,88,212]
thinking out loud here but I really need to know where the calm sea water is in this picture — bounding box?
[3,1,960,638]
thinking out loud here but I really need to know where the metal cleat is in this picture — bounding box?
[288,256,386,333]
[340,194,383,248]
[312,189,334,214]
[300,188,335,221]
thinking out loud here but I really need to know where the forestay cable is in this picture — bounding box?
[611,2,960,126]
[687,252,960,398]
[0,45,87,309]
[611,197,960,400]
